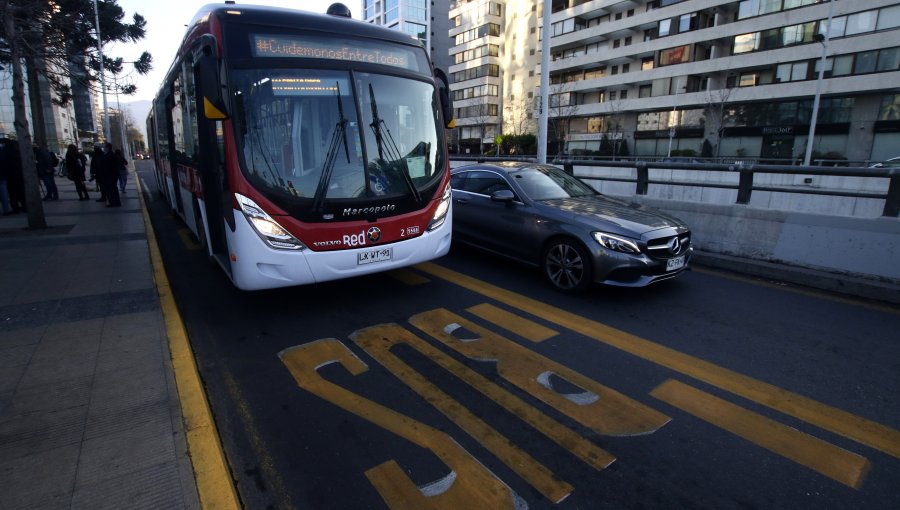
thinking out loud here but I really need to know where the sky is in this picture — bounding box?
[110,0,364,104]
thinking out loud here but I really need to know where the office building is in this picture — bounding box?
[547,0,900,161]
[363,1,453,72]
[447,0,900,161]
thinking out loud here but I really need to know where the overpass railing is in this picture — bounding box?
[448,156,900,218]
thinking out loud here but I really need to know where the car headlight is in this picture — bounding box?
[592,232,640,254]
[235,193,307,250]
[427,183,452,231]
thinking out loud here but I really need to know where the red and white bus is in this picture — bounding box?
[146,3,454,290]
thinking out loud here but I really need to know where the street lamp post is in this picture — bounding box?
[803,0,835,166]
[666,78,685,158]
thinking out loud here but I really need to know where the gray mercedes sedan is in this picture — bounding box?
[450,162,692,292]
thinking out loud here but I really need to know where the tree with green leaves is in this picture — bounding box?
[1,0,151,229]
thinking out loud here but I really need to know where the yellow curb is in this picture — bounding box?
[137,177,241,510]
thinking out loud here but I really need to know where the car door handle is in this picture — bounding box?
[454,198,468,204]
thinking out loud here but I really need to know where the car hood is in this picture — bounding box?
[538,195,686,235]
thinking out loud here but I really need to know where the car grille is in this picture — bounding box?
[646,233,691,259]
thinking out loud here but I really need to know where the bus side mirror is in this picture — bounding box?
[193,34,229,120]
[434,68,455,129]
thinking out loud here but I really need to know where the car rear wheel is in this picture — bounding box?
[542,239,592,293]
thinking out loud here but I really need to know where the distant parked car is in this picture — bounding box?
[869,156,900,168]
[450,162,693,292]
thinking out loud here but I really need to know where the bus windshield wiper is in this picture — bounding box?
[313,82,351,213]
[368,84,421,203]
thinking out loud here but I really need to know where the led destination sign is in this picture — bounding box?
[252,35,420,71]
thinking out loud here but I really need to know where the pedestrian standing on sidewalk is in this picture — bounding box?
[0,138,13,214]
[35,145,59,201]
[115,148,129,194]
[90,146,105,201]
[65,144,90,200]
[100,143,121,207]
[2,139,25,213]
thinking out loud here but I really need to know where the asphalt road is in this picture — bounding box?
[137,162,900,510]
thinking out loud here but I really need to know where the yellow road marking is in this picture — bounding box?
[411,309,670,437]
[416,262,900,460]
[350,322,616,471]
[352,324,573,503]
[279,339,521,509]
[137,179,239,510]
[651,380,871,489]
[178,228,201,251]
[467,303,557,343]
[389,268,431,286]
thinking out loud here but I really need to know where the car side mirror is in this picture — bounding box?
[491,189,515,203]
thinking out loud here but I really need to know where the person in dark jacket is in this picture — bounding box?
[65,144,90,200]
[1,139,25,213]
[100,143,121,207]
[35,145,58,201]
[90,146,105,201]
[114,149,129,194]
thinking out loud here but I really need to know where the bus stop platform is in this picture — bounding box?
[0,175,201,509]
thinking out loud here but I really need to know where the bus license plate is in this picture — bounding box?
[666,255,686,271]
[358,247,392,265]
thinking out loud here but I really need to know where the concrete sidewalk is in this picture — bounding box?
[0,174,200,509]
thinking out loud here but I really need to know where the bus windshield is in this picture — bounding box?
[233,68,444,211]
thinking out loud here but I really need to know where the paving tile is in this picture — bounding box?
[75,419,176,486]
[0,326,44,349]
[94,341,164,375]
[84,365,171,439]
[5,375,92,416]
[71,460,187,510]
[17,352,97,389]
[0,406,87,461]
[0,364,26,393]
[0,443,80,509]
[29,333,101,366]
[0,342,37,369]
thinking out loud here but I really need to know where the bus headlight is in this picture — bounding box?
[236,193,307,250]
[427,183,451,231]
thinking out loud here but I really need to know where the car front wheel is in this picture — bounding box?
[542,239,592,293]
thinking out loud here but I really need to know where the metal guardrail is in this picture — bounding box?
[448,156,900,217]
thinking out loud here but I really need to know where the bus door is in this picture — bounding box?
[193,36,232,271]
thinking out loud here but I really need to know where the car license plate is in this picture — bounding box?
[358,247,392,265]
[666,255,686,272]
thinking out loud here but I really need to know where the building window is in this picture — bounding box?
[639,85,652,98]
[876,47,900,72]
[846,11,877,35]
[622,63,630,73]
[854,51,878,74]
[613,39,620,48]
[620,90,628,99]
[659,19,671,37]
[659,45,691,66]
[878,94,900,121]
[733,33,759,54]
[624,36,632,46]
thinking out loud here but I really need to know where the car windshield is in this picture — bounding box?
[232,68,443,203]
[510,166,597,200]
